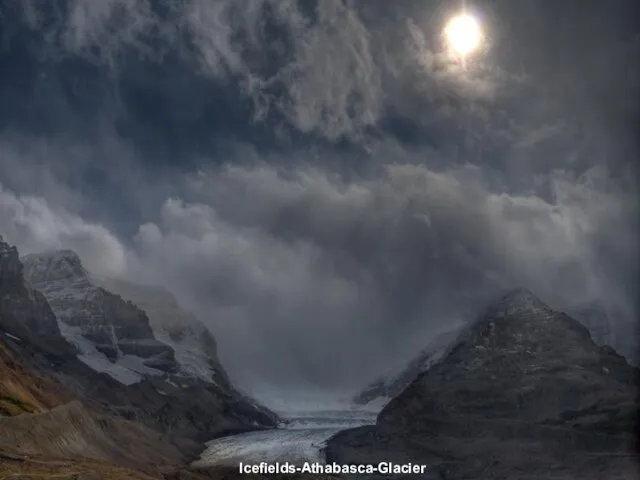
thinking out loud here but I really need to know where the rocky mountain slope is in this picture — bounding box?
[91,276,234,389]
[0,450,161,480]
[328,289,639,479]
[0,398,200,469]
[353,295,638,408]
[1,236,278,441]
[22,250,177,383]
[0,332,201,478]
[0,241,75,357]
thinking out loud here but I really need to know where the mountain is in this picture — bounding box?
[0,333,71,416]
[19,249,278,437]
[22,250,178,382]
[90,276,234,389]
[1,237,278,441]
[352,294,639,409]
[327,288,640,479]
[0,240,75,357]
[0,235,282,475]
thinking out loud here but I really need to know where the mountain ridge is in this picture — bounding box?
[352,288,638,408]
[1,237,279,443]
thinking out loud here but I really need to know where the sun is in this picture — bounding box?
[444,12,483,58]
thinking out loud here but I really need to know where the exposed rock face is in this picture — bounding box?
[0,237,278,442]
[0,237,74,356]
[91,277,234,390]
[83,276,282,437]
[379,289,637,431]
[328,289,640,479]
[22,250,177,377]
[354,296,639,408]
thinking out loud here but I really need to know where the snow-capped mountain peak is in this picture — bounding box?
[1,238,280,439]
[21,250,177,385]
[22,250,88,284]
[20,248,235,390]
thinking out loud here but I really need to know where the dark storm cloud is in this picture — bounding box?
[0,0,638,396]
[127,159,636,388]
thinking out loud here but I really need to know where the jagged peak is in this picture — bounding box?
[21,249,88,284]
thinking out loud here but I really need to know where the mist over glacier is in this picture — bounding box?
[0,0,637,402]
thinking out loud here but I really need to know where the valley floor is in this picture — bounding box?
[0,409,376,480]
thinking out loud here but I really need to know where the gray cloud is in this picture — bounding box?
[10,0,526,143]
[3,148,635,393]
[0,184,127,277]
[1,0,638,398]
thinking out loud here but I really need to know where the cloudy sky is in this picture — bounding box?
[0,0,638,399]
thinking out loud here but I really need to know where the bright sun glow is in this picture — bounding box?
[444,13,482,57]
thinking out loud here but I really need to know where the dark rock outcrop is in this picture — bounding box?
[0,238,75,357]
[328,289,640,479]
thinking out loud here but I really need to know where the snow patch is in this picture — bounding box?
[58,322,164,385]
[2,332,22,342]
